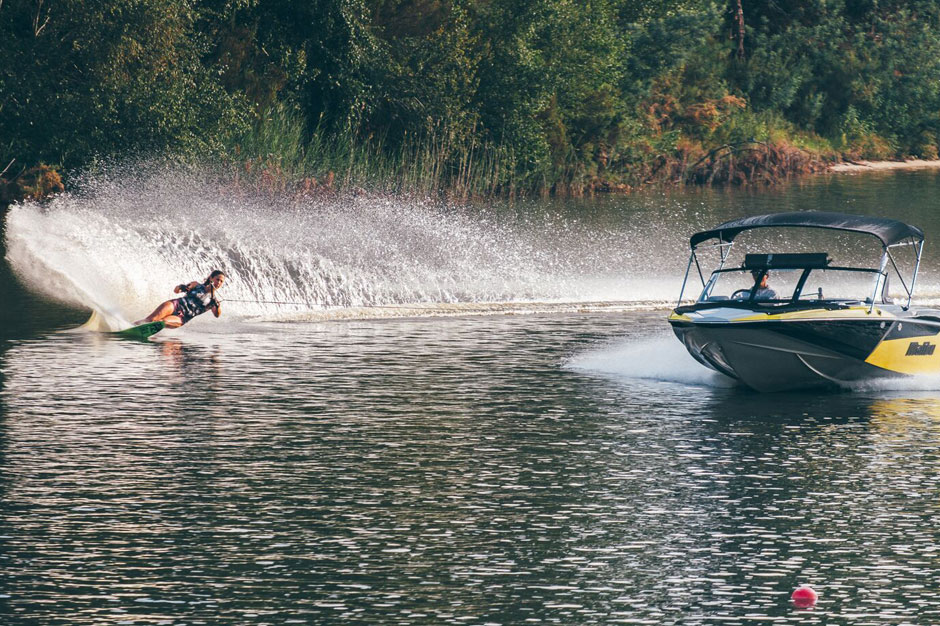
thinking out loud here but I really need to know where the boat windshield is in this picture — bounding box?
[700,267,881,303]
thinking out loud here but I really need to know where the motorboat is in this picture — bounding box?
[669,211,940,392]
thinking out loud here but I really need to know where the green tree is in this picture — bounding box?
[0,0,247,168]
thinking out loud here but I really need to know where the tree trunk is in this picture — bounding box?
[732,0,745,60]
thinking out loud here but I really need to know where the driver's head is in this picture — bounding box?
[751,270,770,287]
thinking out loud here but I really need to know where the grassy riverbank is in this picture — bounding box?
[217,104,836,199]
[7,149,940,209]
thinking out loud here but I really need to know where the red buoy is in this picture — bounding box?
[791,585,818,608]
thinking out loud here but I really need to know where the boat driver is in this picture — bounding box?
[750,269,777,300]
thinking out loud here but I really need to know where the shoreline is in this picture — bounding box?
[4,158,940,212]
[830,159,940,173]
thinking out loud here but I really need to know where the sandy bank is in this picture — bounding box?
[830,159,940,173]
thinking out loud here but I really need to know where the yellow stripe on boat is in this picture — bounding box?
[866,335,940,374]
[733,306,893,322]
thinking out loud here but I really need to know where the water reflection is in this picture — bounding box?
[7,170,940,622]
[2,313,940,623]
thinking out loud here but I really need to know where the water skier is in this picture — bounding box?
[137,270,226,328]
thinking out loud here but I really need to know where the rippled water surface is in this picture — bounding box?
[5,170,940,624]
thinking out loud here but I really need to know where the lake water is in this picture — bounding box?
[4,168,940,624]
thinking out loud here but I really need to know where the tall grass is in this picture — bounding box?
[227,104,528,198]
[226,103,841,197]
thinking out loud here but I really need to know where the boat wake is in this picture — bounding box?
[4,164,687,327]
[843,374,940,393]
[567,336,940,393]
[565,335,736,388]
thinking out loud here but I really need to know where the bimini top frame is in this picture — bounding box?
[677,211,926,310]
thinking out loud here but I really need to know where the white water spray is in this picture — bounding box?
[4,165,690,328]
[566,335,736,388]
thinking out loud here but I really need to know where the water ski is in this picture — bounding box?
[113,321,165,340]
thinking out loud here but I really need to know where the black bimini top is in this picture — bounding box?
[689,211,924,249]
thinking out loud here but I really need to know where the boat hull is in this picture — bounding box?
[670,306,940,392]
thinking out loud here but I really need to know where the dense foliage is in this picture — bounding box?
[2,0,940,195]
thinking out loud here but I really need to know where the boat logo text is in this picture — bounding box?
[906,341,936,356]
